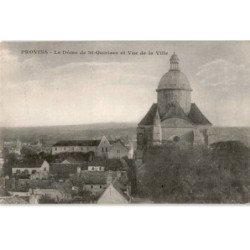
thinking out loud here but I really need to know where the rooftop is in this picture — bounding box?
[138,103,212,126]
[53,140,101,147]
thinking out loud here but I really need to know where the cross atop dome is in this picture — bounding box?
[170,52,180,71]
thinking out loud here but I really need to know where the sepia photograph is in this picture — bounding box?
[0,41,250,204]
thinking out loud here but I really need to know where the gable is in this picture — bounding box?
[98,136,110,147]
[110,140,128,152]
[97,184,129,204]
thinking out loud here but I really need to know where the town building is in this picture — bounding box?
[72,169,130,197]
[108,139,129,159]
[137,53,212,152]
[12,160,50,178]
[29,188,70,203]
[52,136,133,159]
[87,166,105,171]
[51,136,110,157]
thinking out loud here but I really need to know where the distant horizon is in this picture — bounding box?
[1,121,250,130]
[0,121,138,129]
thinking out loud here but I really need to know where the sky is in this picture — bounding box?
[1,41,250,127]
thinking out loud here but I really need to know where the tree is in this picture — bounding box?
[139,141,250,203]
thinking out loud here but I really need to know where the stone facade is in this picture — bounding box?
[52,136,110,157]
[107,140,129,159]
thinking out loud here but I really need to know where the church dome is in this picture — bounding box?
[157,70,192,91]
[157,53,192,91]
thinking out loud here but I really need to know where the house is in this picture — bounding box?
[78,170,110,194]
[107,140,129,159]
[51,136,110,157]
[29,186,71,203]
[12,160,50,179]
[72,169,129,197]
[87,166,105,171]
[97,183,130,204]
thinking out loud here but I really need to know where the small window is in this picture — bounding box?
[55,147,57,151]
[91,185,93,189]
[44,168,46,171]
[100,185,102,189]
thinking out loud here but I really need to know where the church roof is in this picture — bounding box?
[138,103,212,126]
[138,103,158,126]
[188,103,212,125]
[157,70,192,91]
[161,102,192,123]
[157,53,192,91]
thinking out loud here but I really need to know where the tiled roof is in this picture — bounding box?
[161,102,192,123]
[12,159,45,169]
[110,139,127,148]
[53,140,101,147]
[50,163,87,175]
[188,103,212,125]
[138,103,158,126]
[138,102,212,126]
[78,171,117,185]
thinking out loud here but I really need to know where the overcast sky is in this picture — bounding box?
[1,41,250,127]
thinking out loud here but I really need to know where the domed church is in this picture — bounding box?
[137,53,212,151]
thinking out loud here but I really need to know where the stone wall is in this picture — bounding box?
[157,89,191,116]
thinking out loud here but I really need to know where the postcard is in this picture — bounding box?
[0,41,249,204]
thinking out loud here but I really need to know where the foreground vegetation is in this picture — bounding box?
[139,141,250,203]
